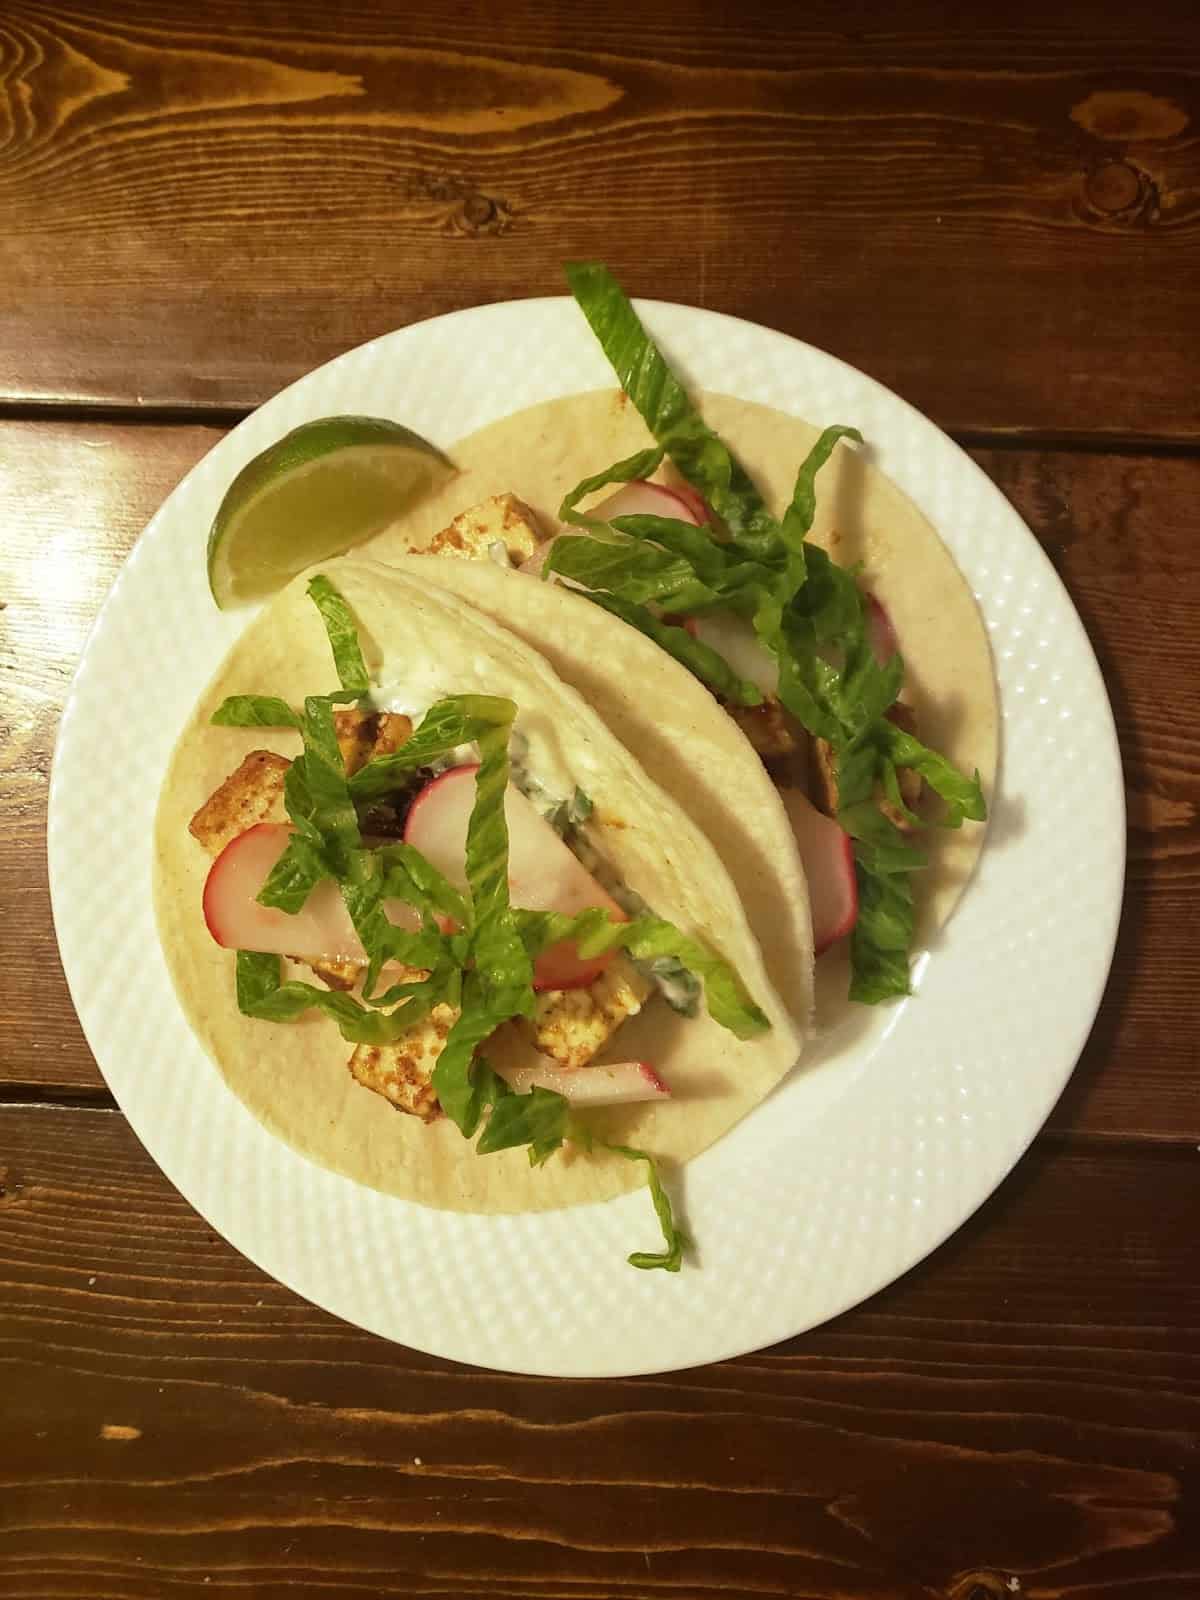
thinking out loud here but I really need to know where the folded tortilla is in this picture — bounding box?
[155,559,806,1213]
[360,389,999,995]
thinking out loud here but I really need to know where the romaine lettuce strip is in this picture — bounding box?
[545,532,719,612]
[477,1084,689,1271]
[848,860,915,1005]
[348,694,519,801]
[307,573,370,693]
[254,833,330,915]
[563,263,991,1005]
[513,906,770,1040]
[236,950,449,1044]
[556,445,666,522]
[432,708,537,1136]
[211,695,303,730]
[565,260,780,555]
[879,723,987,826]
[780,426,864,552]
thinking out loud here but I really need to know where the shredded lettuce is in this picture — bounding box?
[211,695,302,730]
[236,950,447,1044]
[476,1082,690,1270]
[513,906,769,1040]
[212,574,767,1267]
[348,694,517,801]
[306,574,370,693]
[564,261,988,1004]
[564,261,780,554]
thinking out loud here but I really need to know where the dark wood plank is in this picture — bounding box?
[1,1105,1197,1599]
[2,423,1198,1140]
[1,1,1199,436]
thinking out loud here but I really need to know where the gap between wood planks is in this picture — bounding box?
[2,397,1200,460]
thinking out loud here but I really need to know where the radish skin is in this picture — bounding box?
[494,1057,670,1106]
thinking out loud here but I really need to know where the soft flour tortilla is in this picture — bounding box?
[156,560,803,1214]
[360,389,998,955]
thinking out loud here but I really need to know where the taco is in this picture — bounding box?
[350,274,996,1016]
[154,559,806,1264]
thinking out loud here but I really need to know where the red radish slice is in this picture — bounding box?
[494,1057,670,1106]
[202,823,422,961]
[404,766,628,990]
[518,541,553,576]
[666,481,712,525]
[591,480,704,526]
[684,612,780,698]
[519,480,707,578]
[865,592,898,665]
[779,790,858,955]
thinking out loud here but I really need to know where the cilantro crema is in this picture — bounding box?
[555,261,987,1003]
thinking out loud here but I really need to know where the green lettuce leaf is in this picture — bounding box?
[307,574,370,694]
[475,1086,690,1269]
[557,445,666,524]
[235,950,443,1044]
[513,906,769,1040]
[565,260,779,554]
[349,694,517,801]
[880,723,987,827]
[254,832,330,914]
[781,425,863,550]
[431,707,536,1136]
[609,1145,690,1271]
[211,695,302,730]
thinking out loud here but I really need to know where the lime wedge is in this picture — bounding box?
[207,415,455,608]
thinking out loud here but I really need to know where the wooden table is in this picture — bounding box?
[3,4,1197,1595]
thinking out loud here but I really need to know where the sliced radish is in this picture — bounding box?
[865,592,899,666]
[778,790,858,955]
[404,766,628,989]
[494,1057,670,1106]
[517,541,554,576]
[591,480,705,527]
[683,612,780,698]
[203,823,422,961]
[520,481,706,579]
[666,481,712,525]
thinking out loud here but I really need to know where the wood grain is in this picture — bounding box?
[1,1,1198,436]
[1,1103,1197,1599]
[2,423,1198,1142]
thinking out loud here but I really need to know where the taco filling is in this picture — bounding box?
[158,564,803,1268]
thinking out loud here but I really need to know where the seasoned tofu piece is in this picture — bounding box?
[188,750,290,856]
[520,956,653,1072]
[347,1002,458,1122]
[334,708,413,778]
[730,699,799,761]
[425,493,541,565]
[811,735,840,817]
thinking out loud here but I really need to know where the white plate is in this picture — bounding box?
[48,297,1124,1377]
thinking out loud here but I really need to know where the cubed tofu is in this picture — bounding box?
[519,955,653,1072]
[425,493,541,565]
[730,699,799,760]
[188,750,290,857]
[334,708,413,778]
[347,1002,458,1122]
